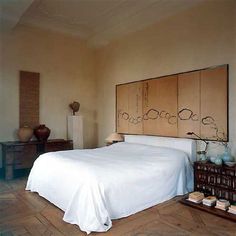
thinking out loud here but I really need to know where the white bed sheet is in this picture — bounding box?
[26,142,193,234]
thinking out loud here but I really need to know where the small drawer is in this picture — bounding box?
[208,175,216,185]
[220,176,232,188]
[6,145,24,152]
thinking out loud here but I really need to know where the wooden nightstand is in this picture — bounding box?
[0,139,72,180]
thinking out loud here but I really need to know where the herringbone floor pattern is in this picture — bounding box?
[0,178,235,236]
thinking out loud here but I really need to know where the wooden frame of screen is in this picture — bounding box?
[115,64,229,142]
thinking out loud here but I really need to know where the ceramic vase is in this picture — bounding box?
[18,126,33,142]
[34,124,50,142]
[221,147,233,162]
[197,151,207,162]
[214,156,223,165]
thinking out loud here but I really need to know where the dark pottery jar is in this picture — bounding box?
[34,124,51,141]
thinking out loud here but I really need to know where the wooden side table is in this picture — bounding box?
[0,139,72,180]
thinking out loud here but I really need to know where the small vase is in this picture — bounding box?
[18,126,33,142]
[197,151,207,162]
[214,157,223,165]
[34,124,50,142]
[221,147,233,163]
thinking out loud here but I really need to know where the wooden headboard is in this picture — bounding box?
[116,64,228,141]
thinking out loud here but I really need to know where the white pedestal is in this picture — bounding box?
[67,115,84,149]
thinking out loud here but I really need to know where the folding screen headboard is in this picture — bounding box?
[116,64,228,141]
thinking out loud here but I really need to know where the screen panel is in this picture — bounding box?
[200,66,228,141]
[116,64,228,141]
[142,76,178,136]
[154,75,178,136]
[127,82,143,134]
[142,79,158,135]
[116,84,129,133]
[178,71,201,138]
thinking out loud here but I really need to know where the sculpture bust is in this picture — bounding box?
[69,101,80,115]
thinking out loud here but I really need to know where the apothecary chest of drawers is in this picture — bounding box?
[194,161,236,202]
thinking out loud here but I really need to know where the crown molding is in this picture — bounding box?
[0,0,34,31]
[20,15,90,39]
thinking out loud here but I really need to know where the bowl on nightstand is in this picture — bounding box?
[224,162,236,167]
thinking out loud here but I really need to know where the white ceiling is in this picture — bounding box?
[1,0,204,47]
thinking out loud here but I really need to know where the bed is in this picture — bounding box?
[26,135,196,234]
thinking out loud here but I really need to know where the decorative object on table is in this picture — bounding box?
[215,199,230,211]
[221,146,234,162]
[197,150,208,162]
[34,124,50,141]
[224,162,236,167]
[105,132,124,145]
[214,156,223,165]
[17,125,33,142]
[212,133,234,163]
[228,205,236,215]
[202,196,217,206]
[187,132,208,161]
[210,156,216,163]
[69,101,80,115]
[187,191,204,203]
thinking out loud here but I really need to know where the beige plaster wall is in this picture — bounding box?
[95,0,236,156]
[230,4,236,155]
[0,0,235,160]
[0,25,97,148]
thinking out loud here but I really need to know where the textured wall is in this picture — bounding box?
[0,25,97,148]
[95,0,236,157]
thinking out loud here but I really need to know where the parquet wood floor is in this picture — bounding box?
[0,177,235,236]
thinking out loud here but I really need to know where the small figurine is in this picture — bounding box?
[69,101,80,115]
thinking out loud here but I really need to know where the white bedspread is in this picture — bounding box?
[26,142,193,234]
